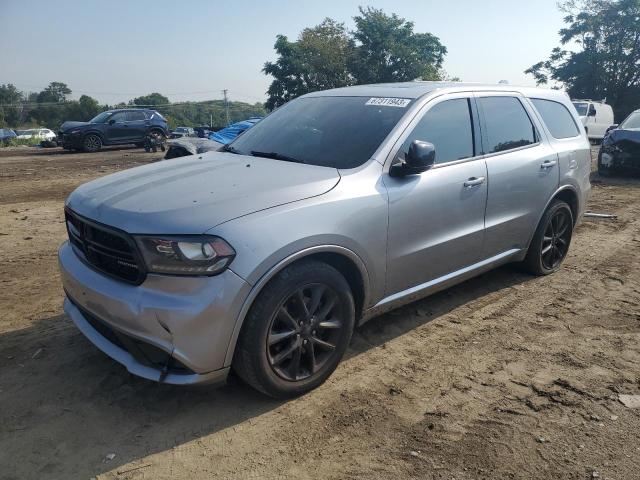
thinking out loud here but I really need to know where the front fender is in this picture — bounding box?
[222,244,370,367]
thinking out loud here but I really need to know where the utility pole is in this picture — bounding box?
[222,89,230,126]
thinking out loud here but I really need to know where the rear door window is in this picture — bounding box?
[478,96,537,153]
[127,111,146,121]
[399,98,475,164]
[531,98,580,139]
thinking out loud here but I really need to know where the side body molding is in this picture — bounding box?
[223,245,371,367]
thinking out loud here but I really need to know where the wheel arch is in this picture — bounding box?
[553,186,579,225]
[523,185,580,257]
[223,245,370,367]
[149,127,166,136]
[82,130,106,142]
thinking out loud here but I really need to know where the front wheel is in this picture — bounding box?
[82,133,102,152]
[522,200,573,275]
[233,260,355,398]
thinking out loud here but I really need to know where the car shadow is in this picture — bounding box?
[0,264,532,479]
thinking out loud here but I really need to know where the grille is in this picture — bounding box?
[65,208,145,284]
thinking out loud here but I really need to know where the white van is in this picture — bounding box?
[571,100,615,141]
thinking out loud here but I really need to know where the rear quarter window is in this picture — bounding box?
[531,98,580,139]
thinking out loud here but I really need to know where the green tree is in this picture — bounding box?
[0,84,23,127]
[526,0,640,120]
[131,92,170,106]
[65,95,103,121]
[348,7,447,85]
[263,8,448,109]
[36,82,71,103]
[263,19,353,110]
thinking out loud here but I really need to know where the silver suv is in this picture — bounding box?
[59,82,591,397]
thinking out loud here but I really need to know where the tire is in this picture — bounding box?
[522,200,573,276]
[233,260,355,398]
[82,133,102,152]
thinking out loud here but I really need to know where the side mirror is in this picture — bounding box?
[108,119,116,125]
[588,106,597,117]
[605,124,618,133]
[390,140,436,177]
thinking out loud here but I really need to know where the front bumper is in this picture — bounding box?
[59,241,251,385]
[58,132,84,149]
[599,146,640,174]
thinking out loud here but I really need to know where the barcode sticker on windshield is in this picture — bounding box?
[365,97,411,108]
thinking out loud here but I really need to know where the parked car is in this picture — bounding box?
[170,127,195,138]
[597,109,640,176]
[58,109,168,152]
[0,128,17,144]
[194,126,219,138]
[164,137,223,159]
[59,82,590,398]
[571,99,614,141]
[208,117,261,144]
[15,128,57,141]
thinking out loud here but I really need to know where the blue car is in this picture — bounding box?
[0,128,17,145]
[208,117,261,144]
[58,109,169,152]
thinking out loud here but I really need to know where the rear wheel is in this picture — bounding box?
[523,200,573,275]
[82,133,102,152]
[233,260,355,398]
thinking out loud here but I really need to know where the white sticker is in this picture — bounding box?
[365,97,411,108]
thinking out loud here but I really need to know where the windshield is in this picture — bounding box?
[90,111,112,123]
[620,111,640,130]
[572,102,589,116]
[229,96,413,169]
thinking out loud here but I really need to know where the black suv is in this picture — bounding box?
[58,109,168,152]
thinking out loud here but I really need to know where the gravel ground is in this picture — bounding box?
[0,146,639,480]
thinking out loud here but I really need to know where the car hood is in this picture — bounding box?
[65,152,341,234]
[603,128,640,151]
[60,121,92,132]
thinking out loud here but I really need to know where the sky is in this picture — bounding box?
[0,0,568,105]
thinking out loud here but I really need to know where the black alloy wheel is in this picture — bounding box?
[540,207,571,270]
[233,260,355,398]
[267,283,345,381]
[83,133,102,152]
[523,199,573,275]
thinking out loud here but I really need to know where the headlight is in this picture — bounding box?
[134,235,235,276]
[70,129,81,135]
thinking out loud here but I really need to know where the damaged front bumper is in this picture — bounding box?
[58,241,251,385]
[599,130,640,175]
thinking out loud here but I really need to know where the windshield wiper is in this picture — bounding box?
[250,150,305,164]
[222,144,242,154]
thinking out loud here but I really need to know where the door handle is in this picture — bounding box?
[541,159,557,169]
[463,176,486,187]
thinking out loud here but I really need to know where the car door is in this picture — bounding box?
[383,94,488,296]
[105,112,129,143]
[126,110,149,141]
[476,93,559,259]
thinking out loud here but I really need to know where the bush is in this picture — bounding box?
[1,137,43,148]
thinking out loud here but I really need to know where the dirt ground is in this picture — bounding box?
[1,145,639,480]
